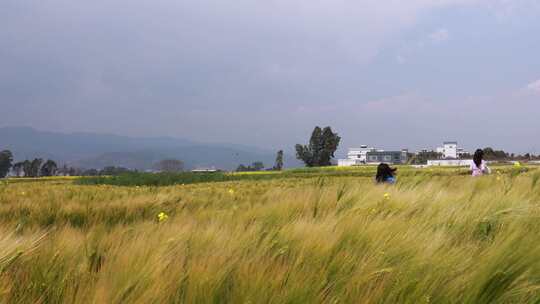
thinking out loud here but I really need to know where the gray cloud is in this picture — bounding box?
[1,0,539,154]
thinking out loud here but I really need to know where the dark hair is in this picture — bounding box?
[473,149,484,168]
[376,163,396,183]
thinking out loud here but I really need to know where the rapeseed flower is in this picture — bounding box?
[384,193,390,200]
[157,212,169,222]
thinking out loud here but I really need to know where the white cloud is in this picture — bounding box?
[429,29,450,43]
[526,79,540,94]
[484,0,540,21]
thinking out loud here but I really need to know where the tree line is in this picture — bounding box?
[0,150,188,178]
[0,151,59,178]
[0,150,139,178]
[235,150,284,172]
[481,147,540,161]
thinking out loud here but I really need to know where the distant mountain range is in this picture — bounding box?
[0,127,300,171]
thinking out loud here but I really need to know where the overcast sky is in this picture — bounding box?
[1,0,540,155]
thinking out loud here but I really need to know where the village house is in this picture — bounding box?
[338,145,408,166]
[435,141,469,159]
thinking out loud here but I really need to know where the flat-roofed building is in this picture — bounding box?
[436,141,458,159]
[435,141,469,159]
[365,150,408,165]
[338,145,408,166]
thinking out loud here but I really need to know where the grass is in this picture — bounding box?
[4,176,79,184]
[75,165,530,187]
[1,167,540,303]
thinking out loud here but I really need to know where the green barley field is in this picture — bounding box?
[1,166,540,303]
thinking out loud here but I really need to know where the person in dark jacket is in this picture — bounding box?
[376,163,397,184]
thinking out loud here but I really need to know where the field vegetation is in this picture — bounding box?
[1,166,540,303]
[77,165,530,187]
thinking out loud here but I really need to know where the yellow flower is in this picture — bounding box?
[384,193,390,200]
[496,176,501,181]
[514,161,522,168]
[228,189,235,195]
[157,212,169,222]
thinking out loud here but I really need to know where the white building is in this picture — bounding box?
[434,141,469,159]
[457,148,469,158]
[427,141,471,166]
[338,145,379,166]
[436,141,458,159]
[348,145,380,162]
[338,145,408,166]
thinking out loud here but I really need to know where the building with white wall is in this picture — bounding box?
[434,142,470,159]
[365,150,408,165]
[338,145,408,166]
[437,141,458,159]
[338,145,378,166]
[347,146,379,162]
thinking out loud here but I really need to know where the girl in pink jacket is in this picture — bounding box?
[470,149,491,176]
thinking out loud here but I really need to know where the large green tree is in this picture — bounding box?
[0,150,13,178]
[28,158,43,177]
[40,159,58,177]
[22,160,32,177]
[273,150,284,171]
[12,162,24,177]
[295,126,341,167]
[320,127,341,165]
